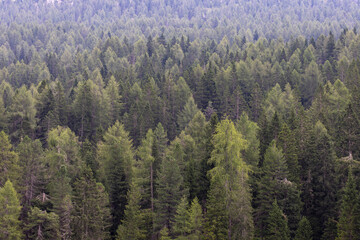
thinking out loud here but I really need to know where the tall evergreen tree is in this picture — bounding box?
[117,182,146,240]
[72,167,111,240]
[97,121,134,235]
[25,207,60,240]
[0,180,22,240]
[0,131,20,187]
[336,169,360,240]
[207,119,253,239]
[265,200,290,240]
[295,217,313,240]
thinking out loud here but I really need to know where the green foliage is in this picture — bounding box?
[97,121,134,235]
[0,131,20,187]
[25,207,60,240]
[72,167,111,240]
[0,180,22,240]
[295,217,313,240]
[265,200,290,240]
[336,169,360,240]
[117,182,146,240]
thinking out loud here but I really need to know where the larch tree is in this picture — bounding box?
[0,131,20,187]
[0,180,22,240]
[207,118,253,240]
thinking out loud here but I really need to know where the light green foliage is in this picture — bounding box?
[263,83,299,121]
[236,112,260,168]
[187,197,203,240]
[208,119,253,239]
[0,131,20,187]
[177,96,200,131]
[173,196,190,239]
[47,126,81,178]
[0,180,22,240]
[25,207,60,240]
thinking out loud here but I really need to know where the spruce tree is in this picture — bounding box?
[117,182,146,240]
[295,217,312,240]
[265,200,290,240]
[155,154,184,235]
[25,207,60,240]
[72,167,111,240]
[173,196,190,239]
[97,121,134,235]
[336,169,360,240]
[0,180,22,240]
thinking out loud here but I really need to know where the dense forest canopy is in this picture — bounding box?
[1,0,360,239]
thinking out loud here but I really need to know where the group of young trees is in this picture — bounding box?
[1,0,360,239]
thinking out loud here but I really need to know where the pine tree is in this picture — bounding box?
[117,182,146,240]
[336,169,360,240]
[265,200,290,240]
[0,180,22,240]
[25,207,61,240]
[295,217,312,240]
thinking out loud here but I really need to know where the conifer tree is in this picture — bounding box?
[265,200,290,240]
[155,154,184,234]
[295,217,312,240]
[97,121,134,235]
[173,196,190,239]
[72,167,111,240]
[207,119,253,239]
[0,131,20,187]
[187,197,203,240]
[16,136,44,213]
[0,180,22,240]
[177,96,199,132]
[117,182,146,240]
[336,169,360,240]
[25,207,60,240]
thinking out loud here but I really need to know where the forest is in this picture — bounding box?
[1,0,360,239]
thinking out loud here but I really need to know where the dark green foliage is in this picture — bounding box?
[336,169,360,239]
[25,207,60,240]
[72,167,111,239]
[265,200,290,240]
[295,217,312,240]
